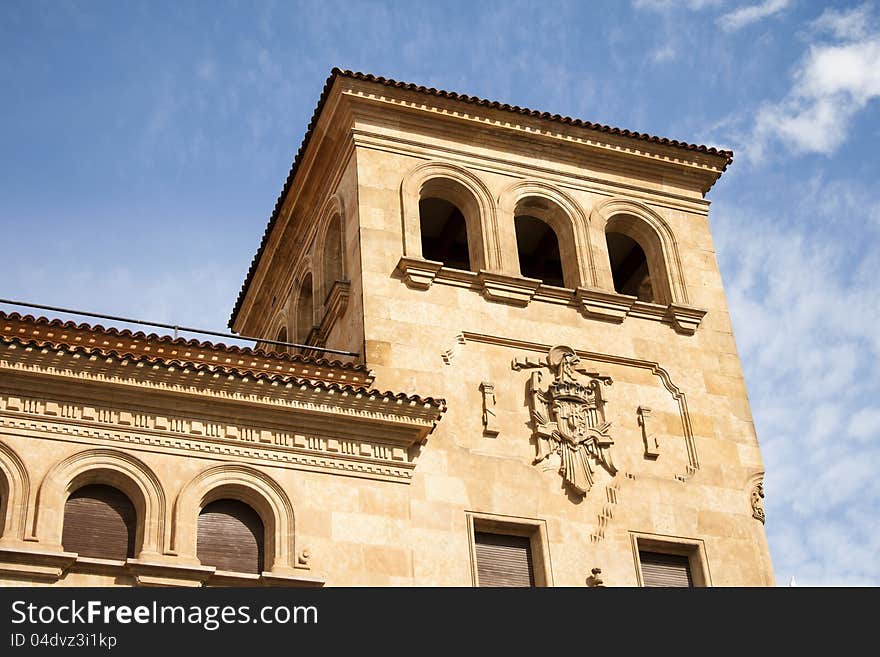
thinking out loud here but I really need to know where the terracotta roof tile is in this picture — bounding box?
[0,312,445,411]
[229,68,734,329]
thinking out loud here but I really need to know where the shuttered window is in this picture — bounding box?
[62,484,136,560]
[639,551,694,587]
[474,531,535,587]
[197,499,264,574]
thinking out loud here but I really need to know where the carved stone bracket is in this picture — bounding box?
[479,381,500,438]
[586,567,605,587]
[478,270,541,307]
[576,287,636,323]
[666,303,708,336]
[751,479,765,524]
[396,256,443,290]
[638,406,660,459]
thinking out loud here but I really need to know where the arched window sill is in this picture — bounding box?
[395,256,707,335]
[0,546,326,587]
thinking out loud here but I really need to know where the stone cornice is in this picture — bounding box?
[343,81,725,198]
[0,338,445,483]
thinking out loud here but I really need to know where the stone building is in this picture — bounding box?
[0,69,773,586]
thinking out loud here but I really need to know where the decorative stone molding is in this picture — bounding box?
[0,545,76,582]
[396,262,706,333]
[32,448,167,557]
[591,197,689,306]
[400,160,500,271]
[451,331,700,480]
[0,440,28,543]
[478,270,541,307]
[171,464,301,577]
[314,280,351,347]
[751,478,765,524]
[576,287,636,323]
[586,567,605,587]
[666,303,708,336]
[478,381,500,438]
[590,475,629,543]
[513,346,617,497]
[497,179,596,287]
[0,392,421,484]
[638,406,660,459]
[396,256,443,290]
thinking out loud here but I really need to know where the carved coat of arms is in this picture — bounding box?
[513,346,617,496]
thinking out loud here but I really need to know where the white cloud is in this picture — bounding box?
[650,43,677,63]
[714,179,880,584]
[811,3,875,41]
[717,0,791,32]
[747,22,880,159]
[848,407,880,441]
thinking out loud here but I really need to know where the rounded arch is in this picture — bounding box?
[401,161,499,271]
[0,440,29,544]
[315,193,347,305]
[294,272,315,345]
[172,464,296,573]
[34,448,166,557]
[498,180,595,288]
[591,197,688,305]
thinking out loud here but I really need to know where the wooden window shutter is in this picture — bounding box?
[474,531,535,587]
[197,499,265,574]
[639,551,694,587]
[62,484,136,560]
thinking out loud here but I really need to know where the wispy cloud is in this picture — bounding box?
[810,3,874,41]
[723,5,880,160]
[650,43,678,63]
[714,175,880,584]
[717,0,791,32]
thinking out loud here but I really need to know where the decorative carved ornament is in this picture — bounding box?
[638,406,660,459]
[751,479,765,524]
[513,346,617,496]
[479,381,500,438]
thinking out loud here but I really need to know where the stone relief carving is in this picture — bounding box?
[513,345,617,496]
[479,381,500,438]
[751,479,765,524]
[637,406,660,459]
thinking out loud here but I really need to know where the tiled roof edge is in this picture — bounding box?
[228,67,734,328]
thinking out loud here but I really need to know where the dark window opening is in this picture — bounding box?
[296,274,314,345]
[515,215,564,287]
[474,531,535,587]
[197,499,265,574]
[606,232,654,302]
[323,215,344,299]
[62,484,137,560]
[419,198,471,271]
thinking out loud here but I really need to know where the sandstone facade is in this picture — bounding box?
[0,70,773,586]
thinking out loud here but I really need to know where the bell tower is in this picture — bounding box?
[230,69,774,586]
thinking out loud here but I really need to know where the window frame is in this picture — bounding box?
[630,531,712,587]
[466,511,553,587]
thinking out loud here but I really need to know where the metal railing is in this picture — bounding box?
[0,298,359,358]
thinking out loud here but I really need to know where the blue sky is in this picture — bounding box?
[2,0,878,585]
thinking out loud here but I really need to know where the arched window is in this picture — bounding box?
[322,214,344,301]
[514,214,564,287]
[197,499,265,574]
[62,484,136,560]
[419,197,471,271]
[296,274,314,345]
